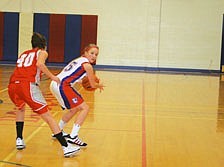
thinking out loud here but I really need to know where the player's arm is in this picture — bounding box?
[83,63,104,90]
[36,50,60,84]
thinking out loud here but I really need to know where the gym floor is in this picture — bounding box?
[0,65,224,167]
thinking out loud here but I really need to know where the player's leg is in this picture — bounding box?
[59,106,80,128]
[66,102,89,147]
[50,81,74,138]
[52,84,84,132]
[51,82,89,147]
[40,111,80,157]
[15,105,26,150]
[54,108,80,138]
[8,83,26,150]
[27,82,80,157]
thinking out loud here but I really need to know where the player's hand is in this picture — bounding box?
[98,82,105,92]
[52,76,60,85]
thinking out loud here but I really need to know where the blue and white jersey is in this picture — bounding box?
[57,57,89,86]
[50,57,89,109]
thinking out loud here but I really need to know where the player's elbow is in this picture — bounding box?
[36,62,45,69]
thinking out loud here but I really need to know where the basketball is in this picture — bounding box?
[82,76,99,91]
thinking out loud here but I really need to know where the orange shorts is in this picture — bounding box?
[8,81,48,114]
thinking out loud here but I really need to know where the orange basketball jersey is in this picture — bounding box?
[9,49,42,84]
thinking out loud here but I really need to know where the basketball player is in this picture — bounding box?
[50,44,104,147]
[8,32,80,157]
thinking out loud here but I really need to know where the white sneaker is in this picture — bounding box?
[63,145,80,157]
[67,135,87,147]
[16,138,26,150]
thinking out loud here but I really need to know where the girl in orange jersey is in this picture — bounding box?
[8,32,80,157]
[50,44,104,147]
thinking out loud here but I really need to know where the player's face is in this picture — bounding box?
[85,47,99,64]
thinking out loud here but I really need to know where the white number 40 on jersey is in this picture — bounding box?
[17,52,35,67]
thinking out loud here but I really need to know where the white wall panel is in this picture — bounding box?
[0,0,223,71]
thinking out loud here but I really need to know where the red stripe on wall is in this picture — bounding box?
[48,14,66,63]
[80,15,98,53]
[0,13,4,60]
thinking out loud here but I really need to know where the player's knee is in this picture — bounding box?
[82,104,90,113]
[76,102,89,113]
[20,106,25,112]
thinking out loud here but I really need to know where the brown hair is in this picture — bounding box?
[81,44,99,56]
[31,32,47,49]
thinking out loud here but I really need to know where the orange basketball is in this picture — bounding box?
[82,76,99,91]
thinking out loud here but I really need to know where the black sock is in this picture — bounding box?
[54,132,68,147]
[16,122,24,139]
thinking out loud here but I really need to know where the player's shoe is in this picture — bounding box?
[52,130,70,139]
[67,135,87,147]
[16,137,26,150]
[63,145,80,158]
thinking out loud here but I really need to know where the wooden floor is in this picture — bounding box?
[0,65,224,167]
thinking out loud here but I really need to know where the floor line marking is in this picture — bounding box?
[142,79,147,167]
[0,88,8,93]
[0,160,31,167]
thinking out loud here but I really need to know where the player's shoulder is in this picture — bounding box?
[72,57,89,65]
[21,48,41,56]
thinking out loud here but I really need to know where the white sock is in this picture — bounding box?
[59,120,67,130]
[70,124,80,138]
